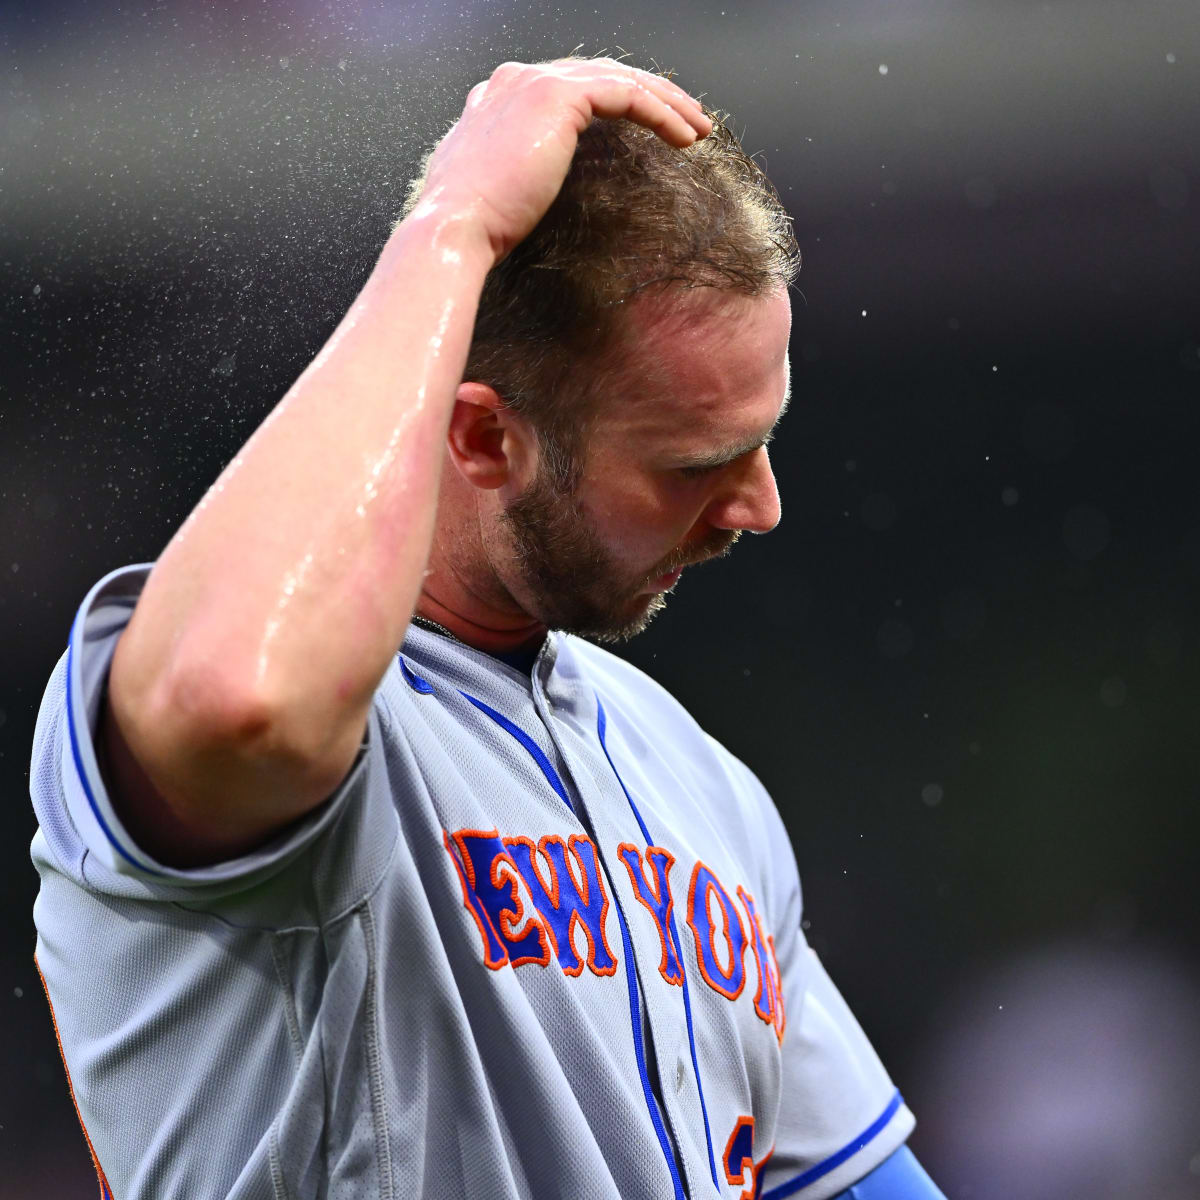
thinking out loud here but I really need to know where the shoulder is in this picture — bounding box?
[564,638,710,739]
[562,635,777,827]
[562,637,801,920]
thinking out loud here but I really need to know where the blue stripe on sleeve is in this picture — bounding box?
[65,613,165,877]
[762,1089,906,1199]
[834,1145,947,1200]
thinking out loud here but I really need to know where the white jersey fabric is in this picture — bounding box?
[31,564,914,1200]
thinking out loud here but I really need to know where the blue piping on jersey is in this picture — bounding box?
[65,617,165,877]
[457,689,688,1200]
[595,697,720,1192]
[399,655,434,694]
[615,900,688,1200]
[459,692,573,809]
[761,1089,905,1200]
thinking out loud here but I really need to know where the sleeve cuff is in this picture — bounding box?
[61,562,366,894]
[762,1090,915,1200]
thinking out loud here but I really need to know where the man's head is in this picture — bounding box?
[410,87,799,641]
[493,285,792,641]
[441,282,793,644]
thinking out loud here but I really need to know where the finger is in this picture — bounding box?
[646,86,713,142]
[465,79,490,110]
[635,70,711,134]
[563,58,711,139]
[584,58,698,110]
[588,77,706,147]
[626,87,705,147]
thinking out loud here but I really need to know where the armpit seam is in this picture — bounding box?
[269,1120,293,1200]
[358,898,395,1200]
[268,937,304,1069]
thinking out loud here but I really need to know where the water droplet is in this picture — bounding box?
[878,63,889,75]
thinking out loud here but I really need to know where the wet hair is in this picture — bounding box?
[403,86,800,490]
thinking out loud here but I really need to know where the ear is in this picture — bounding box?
[447,381,534,491]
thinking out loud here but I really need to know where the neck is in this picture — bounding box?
[416,535,547,655]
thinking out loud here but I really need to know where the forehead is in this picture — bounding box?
[594,287,793,441]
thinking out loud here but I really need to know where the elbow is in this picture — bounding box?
[162,653,357,795]
[162,653,277,749]
[116,643,359,841]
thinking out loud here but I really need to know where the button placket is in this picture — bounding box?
[533,691,721,1196]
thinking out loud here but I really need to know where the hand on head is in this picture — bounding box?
[412,58,713,265]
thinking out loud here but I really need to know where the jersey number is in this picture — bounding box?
[724,1115,772,1199]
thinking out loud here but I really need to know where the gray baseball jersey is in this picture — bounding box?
[31,563,914,1200]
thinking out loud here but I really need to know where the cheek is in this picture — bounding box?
[620,493,707,561]
[579,460,703,556]
[579,470,654,531]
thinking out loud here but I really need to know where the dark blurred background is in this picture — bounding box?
[3,1,1199,1196]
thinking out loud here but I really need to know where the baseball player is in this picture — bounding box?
[31,59,946,1198]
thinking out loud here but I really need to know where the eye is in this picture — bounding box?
[677,463,724,480]
[673,436,774,481]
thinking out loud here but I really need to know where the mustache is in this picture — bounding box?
[649,529,742,579]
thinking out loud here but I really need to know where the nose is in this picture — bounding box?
[706,447,781,534]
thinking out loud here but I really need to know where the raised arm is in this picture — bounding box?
[101,59,712,867]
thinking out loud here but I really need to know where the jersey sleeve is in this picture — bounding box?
[743,766,916,1200]
[29,562,376,908]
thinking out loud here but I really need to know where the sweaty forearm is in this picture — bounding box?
[111,211,493,816]
[99,59,711,861]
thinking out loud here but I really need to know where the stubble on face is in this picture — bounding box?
[501,460,739,644]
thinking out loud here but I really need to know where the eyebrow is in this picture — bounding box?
[674,380,792,472]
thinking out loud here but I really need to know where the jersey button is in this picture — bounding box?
[675,1057,687,1093]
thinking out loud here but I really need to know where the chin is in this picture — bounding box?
[576,592,669,646]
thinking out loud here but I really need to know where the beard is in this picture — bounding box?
[500,465,740,644]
